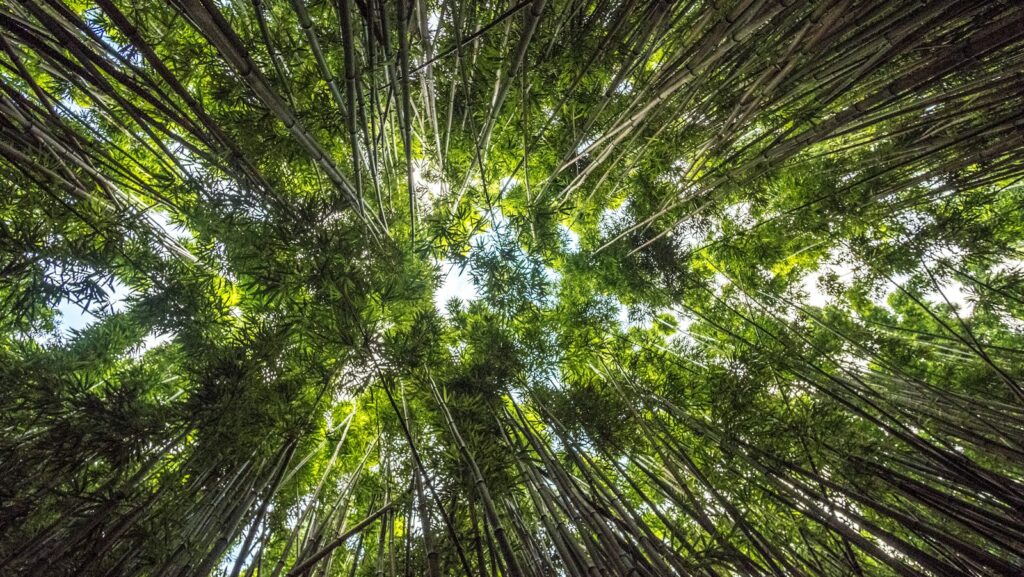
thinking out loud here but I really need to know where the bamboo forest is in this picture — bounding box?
[4,0,1024,576]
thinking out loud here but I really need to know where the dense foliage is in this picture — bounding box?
[2,1,1024,576]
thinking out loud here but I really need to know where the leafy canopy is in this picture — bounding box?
[2,1,1024,577]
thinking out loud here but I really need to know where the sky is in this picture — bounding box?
[433,259,478,314]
